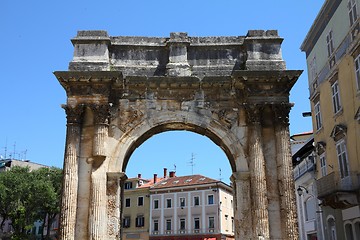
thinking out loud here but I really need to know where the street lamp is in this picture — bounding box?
[297,186,309,196]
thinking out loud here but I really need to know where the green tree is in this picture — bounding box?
[0,166,62,239]
[31,167,62,239]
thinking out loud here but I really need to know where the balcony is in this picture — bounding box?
[316,171,360,209]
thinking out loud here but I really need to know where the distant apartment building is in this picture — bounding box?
[122,174,154,240]
[301,0,360,239]
[291,133,325,240]
[149,173,234,240]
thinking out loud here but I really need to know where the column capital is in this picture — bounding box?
[272,103,293,126]
[90,103,110,125]
[243,103,263,124]
[231,171,250,182]
[107,172,127,181]
[62,104,85,124]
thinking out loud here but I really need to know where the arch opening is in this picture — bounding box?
[120,122,239,174]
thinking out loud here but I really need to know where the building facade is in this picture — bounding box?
[149,174,234,240]
[301,0,360,239]
[292,133,325,240]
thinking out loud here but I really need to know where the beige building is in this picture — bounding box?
[149,173,234,240]
[301,0,360,239]
[122,173,158,240]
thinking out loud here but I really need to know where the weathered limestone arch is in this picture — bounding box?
[55,30,302,240]
[110,114,246,174]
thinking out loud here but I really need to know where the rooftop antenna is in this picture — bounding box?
[188,153,196,175]
[4,138,8,159]
[13,142,16,160]
[219,168,223,182]
[173,164,177,173]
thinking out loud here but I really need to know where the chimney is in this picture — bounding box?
[169,171,175,178]
[138,173,142,179]
[164,168,167,178]
[153,174,158,183]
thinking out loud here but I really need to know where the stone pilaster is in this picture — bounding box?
[59,104,84,240]
[273,104,299,240]
[245,104,270,239]
[107,172,126,240]
[91,104,109,158]
[231,171,252,239]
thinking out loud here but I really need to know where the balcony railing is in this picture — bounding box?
[316,171,360,198]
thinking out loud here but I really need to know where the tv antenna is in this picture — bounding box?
[219,168,223,182]
[188,153,196,175]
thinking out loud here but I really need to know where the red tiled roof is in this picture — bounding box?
[138,177,166,188]
[151,174,219,189]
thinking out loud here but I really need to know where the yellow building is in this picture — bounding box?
[301,0,360,239]
[122,174,155,240]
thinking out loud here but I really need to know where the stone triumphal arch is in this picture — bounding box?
[54,30,302,240]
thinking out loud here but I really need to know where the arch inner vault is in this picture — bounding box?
[55,30,302,240]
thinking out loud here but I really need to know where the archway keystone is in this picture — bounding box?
[55,30,301,240]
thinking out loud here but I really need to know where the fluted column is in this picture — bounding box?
[107,172,126,240]
[91,104,109,157]
[231,171,252,239]
[89,103,110,240]
[273,104,299,240]
[89,173,107,239]
[59,104,84,240]
[245,104,270,239]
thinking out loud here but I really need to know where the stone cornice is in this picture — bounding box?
[54,71,123,96]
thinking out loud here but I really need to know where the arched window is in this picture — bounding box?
[327,217,337,240]
[354,221,360,240]
[345,222,354,240]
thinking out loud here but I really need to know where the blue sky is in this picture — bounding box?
[1,0,323,183]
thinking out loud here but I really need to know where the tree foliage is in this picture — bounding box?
[0,166,62,239]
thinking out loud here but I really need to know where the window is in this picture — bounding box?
[194,217,200,230]
[153,199,159,209]
[166,219,172,231]
[138,196,144,206]
[326,30,335,57]
[123,216,131,228]
[231,217,234,232]
[208,195,214,205]
[208,216,215,229]
[153,219,159,231]
[348,0,358,27]
[124,182,133,189]
[125,198,131,208]
[355,54,360,91]
[136,215,144,227]
[180,218,186,230]
[345,223,355,240]
[194,196,200,206]
[304,197,316,221]
[331,81,342,114]
[225,215,229,231]
[336,140,350,178]
[179,197,185,207]
[166,198,172,208]
[314,101,322,130]
[320,154,327,177]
